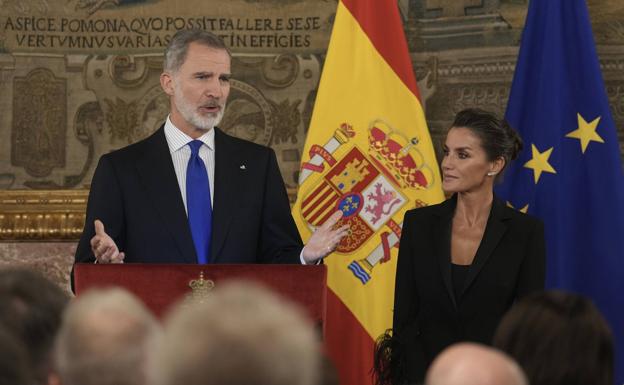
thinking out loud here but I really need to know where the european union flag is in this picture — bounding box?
[496,0,624,382]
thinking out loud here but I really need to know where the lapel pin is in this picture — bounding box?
[240,165,246,170]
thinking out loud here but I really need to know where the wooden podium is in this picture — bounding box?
[73,263,327,334]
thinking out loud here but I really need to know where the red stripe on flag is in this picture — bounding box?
[315,207,338,228]
[302,185,332,217]
[325,289,376,385]
[308,194,338,225]
[303,190,335,221]
[340,0,421,101]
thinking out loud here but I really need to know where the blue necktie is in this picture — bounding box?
[186,140,212,264]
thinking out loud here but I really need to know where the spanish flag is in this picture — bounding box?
[292,0,444,383]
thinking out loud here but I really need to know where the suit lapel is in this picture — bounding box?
[462,198,509,295]
[135,127,197,263]
[210,128,238,261]
[434,197,456,309]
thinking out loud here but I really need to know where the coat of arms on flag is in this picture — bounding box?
[291,1,445,382]
[298,119,435,284]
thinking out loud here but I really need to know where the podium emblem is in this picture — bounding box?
[184,271,215,305]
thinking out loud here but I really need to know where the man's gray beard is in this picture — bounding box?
[173,89,225,131]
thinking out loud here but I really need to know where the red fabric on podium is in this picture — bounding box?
[74,264,327,332]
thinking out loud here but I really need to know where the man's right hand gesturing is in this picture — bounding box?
[90,220,125,263]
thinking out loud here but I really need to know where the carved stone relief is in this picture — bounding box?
[12,68,67,178]
[0,52,320,190]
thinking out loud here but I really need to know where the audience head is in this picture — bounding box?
[150,280,321,385]
[319,353,340,385]
[0,328,31,385]
[0,267,69,385]
[493,290,613,385]
[425,342,527,385]
[54,288,160,385]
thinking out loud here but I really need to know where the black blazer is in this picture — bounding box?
[392,195,545,382]
[74,126,303,265]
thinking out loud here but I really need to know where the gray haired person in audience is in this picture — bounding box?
[425,343,527,385]
[53,288,161,385]
[150,280,321,385]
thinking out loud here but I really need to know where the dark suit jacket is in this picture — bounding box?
[74,126,303,265]
[392,195,545,383]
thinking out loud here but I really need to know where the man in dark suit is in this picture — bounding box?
[74,29,346,266]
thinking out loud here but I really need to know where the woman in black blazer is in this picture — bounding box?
[374,109,546,385]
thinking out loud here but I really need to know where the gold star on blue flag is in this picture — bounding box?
[565,113,604,153]
[523,144,556,183]
[496,0,624,382]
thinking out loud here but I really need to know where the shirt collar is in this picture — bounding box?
[164,115,215,153]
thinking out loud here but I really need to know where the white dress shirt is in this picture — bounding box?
[163,116,309,264]
[164,116,215,213]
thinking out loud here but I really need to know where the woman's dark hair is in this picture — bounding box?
[451,108,523,172]
[493,291,613,385]
[372,330,410,385]
[373,330,395,385]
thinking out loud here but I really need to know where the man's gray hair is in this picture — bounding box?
[150,280,321,385]
[163,29,230,73]
[54,288,161,385]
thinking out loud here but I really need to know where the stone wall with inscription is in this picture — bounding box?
[1,0,624,291]
[0,0,335,191]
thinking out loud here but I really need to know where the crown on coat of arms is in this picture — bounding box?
[335,122,356,144]
[185,271,215,305]
[367,119,431,189]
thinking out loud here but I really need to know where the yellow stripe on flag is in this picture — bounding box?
[293,1,444,382]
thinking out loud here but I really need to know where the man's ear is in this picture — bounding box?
[160,72,174,96]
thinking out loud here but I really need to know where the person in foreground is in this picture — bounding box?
[52,288,160,385]
[0,268,69,385]
[425,343,527,385]
[74,29,347,268]
[493,290,613,385]
[149,280,320,385]
[0,328,31,385]
[374,108,546,384]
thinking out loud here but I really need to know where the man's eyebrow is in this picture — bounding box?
[192,71,213,76]
[190,71,232,77]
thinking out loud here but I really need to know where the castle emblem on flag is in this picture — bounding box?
[298,119,433,284]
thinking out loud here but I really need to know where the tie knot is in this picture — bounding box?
[188,140,203,156]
